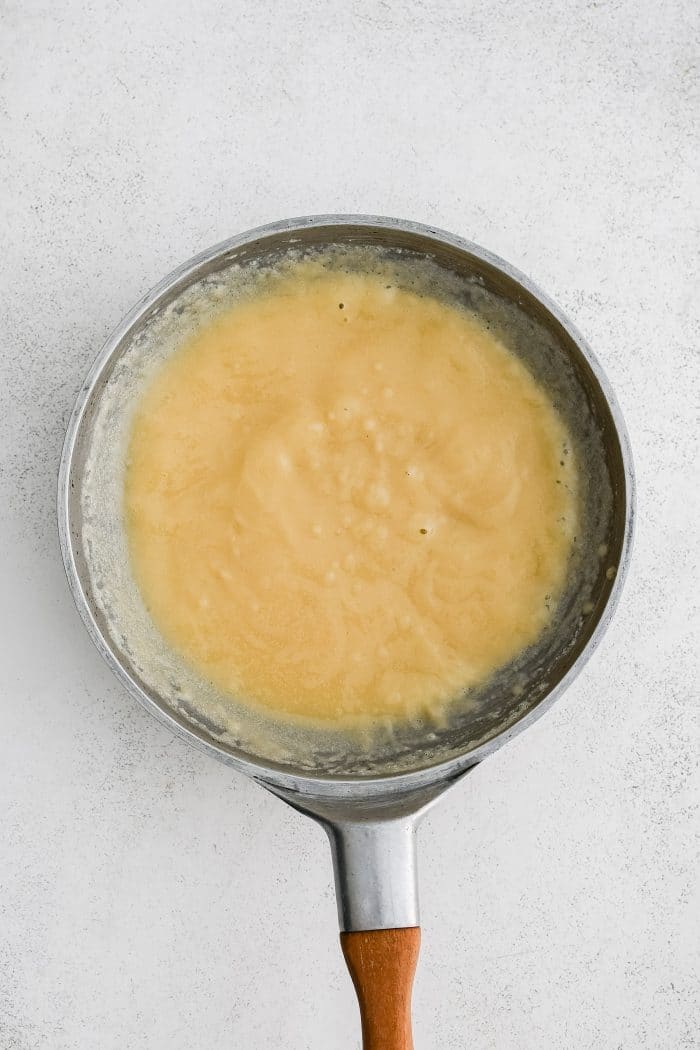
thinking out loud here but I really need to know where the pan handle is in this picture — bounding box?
[261,779,470,1048]
[324,817,421,1050]
[341,926,420,1050]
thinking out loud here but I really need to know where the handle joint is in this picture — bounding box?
[323,817,419,932]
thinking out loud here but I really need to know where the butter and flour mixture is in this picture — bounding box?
[124,260,578,725]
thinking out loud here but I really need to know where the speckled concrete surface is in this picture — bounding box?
[1,1,699,1047]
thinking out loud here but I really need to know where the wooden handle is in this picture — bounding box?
[340,927,421,1050]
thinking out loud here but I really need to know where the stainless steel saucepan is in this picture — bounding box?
[58,215,634,1049]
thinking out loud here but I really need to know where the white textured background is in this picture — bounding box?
[2,1,699,1047]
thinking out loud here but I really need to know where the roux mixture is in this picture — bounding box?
[125,263,578,725]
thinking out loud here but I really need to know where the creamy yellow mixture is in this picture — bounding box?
[125,263,577,726]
